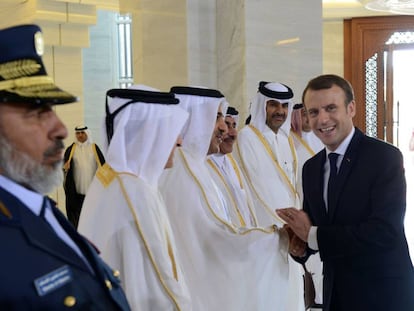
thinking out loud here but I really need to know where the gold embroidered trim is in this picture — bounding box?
[180,149,238,233]
[227,154,243,189]
[0,76,53,91]
[227,154,259,226]
[248,125,298,196]
[96,164,117,188]
[92,144,103,168]
[207,158,247,227]
[291,131,315,157]
[180,150,274,234]
[0,59,41,79]
[116,173,182,310]
[165,231,178,281]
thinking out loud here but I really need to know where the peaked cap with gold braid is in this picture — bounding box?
[0,24,77,105]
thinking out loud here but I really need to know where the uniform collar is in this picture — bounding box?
[0,175,43,216]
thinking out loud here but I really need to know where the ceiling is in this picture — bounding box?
[323,0,394,20]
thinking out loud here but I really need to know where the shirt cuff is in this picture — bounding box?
[308,226,319,250]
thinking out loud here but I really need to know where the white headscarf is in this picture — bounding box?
[75,125,93,144]
[171,87,228,160]
[249,82,294,135]
[103,85,189,186]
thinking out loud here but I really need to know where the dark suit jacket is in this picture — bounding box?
[301,128,414,311]
[0,186,130,311]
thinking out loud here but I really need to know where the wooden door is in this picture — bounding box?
[344,15,414,141]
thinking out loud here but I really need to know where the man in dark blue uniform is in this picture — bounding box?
[0,24,131,310]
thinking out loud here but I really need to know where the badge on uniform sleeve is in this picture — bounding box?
[34,265,73,296]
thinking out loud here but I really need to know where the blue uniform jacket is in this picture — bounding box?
[0,186,131,311]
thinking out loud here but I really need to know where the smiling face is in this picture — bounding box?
[304,85,355,151]
[207,107,228,155]
[219,115,237,154]
[265,99,288,134]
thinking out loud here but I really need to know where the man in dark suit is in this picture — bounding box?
[0,24,130,310]
[277,74,414,311]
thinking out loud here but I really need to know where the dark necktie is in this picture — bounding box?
[327,153,339,210]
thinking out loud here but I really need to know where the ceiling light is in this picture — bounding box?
[365,0,414,15]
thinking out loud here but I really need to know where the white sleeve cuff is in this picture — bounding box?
[308,226,319,250]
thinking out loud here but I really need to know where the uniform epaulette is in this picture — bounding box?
[0,200,12,219]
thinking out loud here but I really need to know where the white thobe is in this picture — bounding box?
[72,142,98,195]
[79,168,192,311]
[160,149,290,311]
[235,125,305,311]
[207,153,257,228]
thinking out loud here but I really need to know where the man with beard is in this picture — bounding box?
[0,24,130,310]
[207,106,258,228]
[235,81,305,311]
[160,87,290,310]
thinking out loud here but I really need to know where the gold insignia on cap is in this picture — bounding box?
[0,60,41,80]
[34,31,44,56]
[63,296,76,307]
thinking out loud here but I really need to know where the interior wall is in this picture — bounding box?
[323,20,344,77]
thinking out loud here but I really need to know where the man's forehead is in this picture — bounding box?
[266,99,288,105]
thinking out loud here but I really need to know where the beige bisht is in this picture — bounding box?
[78,85,192,311]
[160,86,290,311]
[235,82,305,311]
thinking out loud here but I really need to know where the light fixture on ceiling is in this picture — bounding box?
[365,0,414,15]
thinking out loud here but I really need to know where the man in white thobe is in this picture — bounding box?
[63,126,105,228]
[78,86,192,311]
[207,106,258,228]
[235,81,305,311]
[160,86,290,311]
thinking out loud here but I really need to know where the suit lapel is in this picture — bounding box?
[328,129,363,222]
[310,151,329,222]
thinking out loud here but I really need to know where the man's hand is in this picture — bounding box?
[289,233,307,257]
[276,208,312,242]
[282,225,306,257]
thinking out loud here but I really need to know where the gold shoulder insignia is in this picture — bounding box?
[96,163,116,188]
[0,201,12,219]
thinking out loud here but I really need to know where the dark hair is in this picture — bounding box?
[302,74,354,105]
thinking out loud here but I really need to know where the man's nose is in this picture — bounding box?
[318,109,330,123]
[218,119,228,135]
[50,111,68,140]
